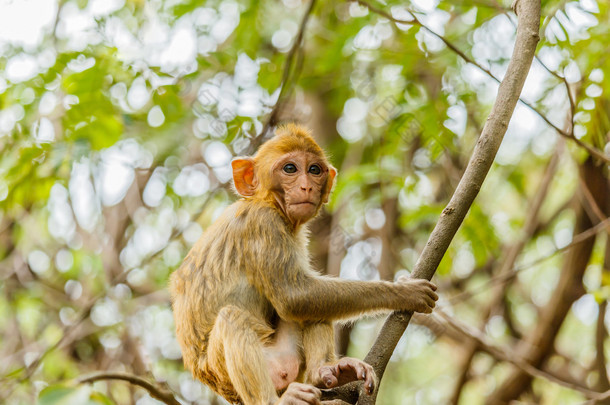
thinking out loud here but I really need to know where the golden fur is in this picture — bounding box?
[169,125,437,404]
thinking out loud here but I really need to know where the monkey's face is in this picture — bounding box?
[271,151,332,224]
[232,130,337,227]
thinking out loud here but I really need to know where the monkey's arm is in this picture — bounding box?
[242,205,437,322]
[267,273,436,322]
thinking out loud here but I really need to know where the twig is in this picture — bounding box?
[535,56,576,135]
[491,6,577,137]
[0,187,221,398]
[256,0,317,144]
[353,0,610,164]
[434,309,610,400]
[78,372,181,405]
[448,215,610,305]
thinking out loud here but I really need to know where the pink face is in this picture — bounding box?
[271,151,332,225]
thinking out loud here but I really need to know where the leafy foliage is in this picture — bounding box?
[0,0,608,404]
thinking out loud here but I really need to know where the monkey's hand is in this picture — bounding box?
[317,358,376,395]
[277,382,321,405]
[395,276,438,313]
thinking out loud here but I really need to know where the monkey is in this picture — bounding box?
[169,124,438,405]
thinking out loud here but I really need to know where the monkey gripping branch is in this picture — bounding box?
[322,0,541,403]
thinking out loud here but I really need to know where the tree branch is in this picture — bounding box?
[324,1,540,402]
[434,309,610,400]
[256,0,317,143]
[78,372,181,405]
[448,210,610,306]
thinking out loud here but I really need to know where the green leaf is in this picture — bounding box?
[89,392,116,405]
[38,384,116,405]
[38,385,91,405]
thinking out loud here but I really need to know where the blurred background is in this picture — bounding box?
[0,0,609,404]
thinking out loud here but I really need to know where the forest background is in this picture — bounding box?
[0,0,609,404]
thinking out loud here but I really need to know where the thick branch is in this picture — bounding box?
[325,1,540,402]
[373,0,540,373]
[79,372,180,405]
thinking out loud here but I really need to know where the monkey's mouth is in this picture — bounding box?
[292,202,316,206]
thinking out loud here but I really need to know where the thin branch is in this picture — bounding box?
[353,0,610,164]
[256,0,317,143]
[535,56,576,135]
[78,372,181,405]
[0,187,222,398]
[449,215,610,305]
[491,7,577,137]
[434,309,610,400]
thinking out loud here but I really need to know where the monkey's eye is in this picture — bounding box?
[308,165,321,175]
[283,163,297,174]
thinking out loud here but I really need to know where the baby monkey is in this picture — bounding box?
[170,125,438,404]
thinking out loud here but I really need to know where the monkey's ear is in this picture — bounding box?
[231,158,258,197]
[322,167,337,204]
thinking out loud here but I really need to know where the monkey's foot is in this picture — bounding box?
[276,383,321,405]
[317,357,376,395]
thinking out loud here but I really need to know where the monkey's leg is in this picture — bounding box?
[302,322,336,386]
[262,320,302,391]
[207,305,278,405]
[302,322,376,394]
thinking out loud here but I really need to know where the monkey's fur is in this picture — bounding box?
[170,125,438,404]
